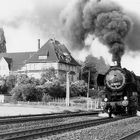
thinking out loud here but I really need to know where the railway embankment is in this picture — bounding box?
[44,116,140,140]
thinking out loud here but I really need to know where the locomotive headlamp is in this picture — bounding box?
[124,96,127,100]
[104,98,108,102]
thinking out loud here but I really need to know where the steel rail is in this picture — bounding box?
[0,111,99,125]
[0,116,130,140]
[0,110,100,119]
[119,129,140,140]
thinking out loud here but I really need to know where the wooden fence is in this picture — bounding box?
[16,98,102,110]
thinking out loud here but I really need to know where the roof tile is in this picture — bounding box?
[0,52,35,71]
[27,39,80,66]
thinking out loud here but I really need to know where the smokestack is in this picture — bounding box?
[117,60,121,68]
[38,39,40,50]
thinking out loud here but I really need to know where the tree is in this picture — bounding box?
[71,80,87,97]
[95,56,109,74]
[40,67,57,84]
[0,76,9,95]
[0,74,17,95]
[5,74,17,92]
[0,28,6,53]
[16,74,30,85]
[48,80,66,98]
[82,55,97,88]
[28,77,40,85]
[81,55,109,89]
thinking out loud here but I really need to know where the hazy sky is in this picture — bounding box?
[1,0,140,75]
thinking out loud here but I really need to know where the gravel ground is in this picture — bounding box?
[0,104,84,116]
[132,136,140,140]
[37,116,140,140]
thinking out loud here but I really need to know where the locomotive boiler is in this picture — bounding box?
[97,65,140,117]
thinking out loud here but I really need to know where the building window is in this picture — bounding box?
[38,56,47,59]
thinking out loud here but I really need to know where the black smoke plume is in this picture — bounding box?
[125,13,140,52]
[61,0,132,66]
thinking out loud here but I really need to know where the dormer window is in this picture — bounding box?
[39,56,47,59]
[63,52,69,56]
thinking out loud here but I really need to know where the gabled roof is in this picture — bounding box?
[27,39,58,63]
[2,57,12,64]
[27,39,80,66]
[0,52,35,71]
[0,39,80,73]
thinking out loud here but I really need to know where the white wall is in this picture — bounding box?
[24,63,58,71]
[19,62,80,81]
[0,57,10,76]
[58,63,79,82]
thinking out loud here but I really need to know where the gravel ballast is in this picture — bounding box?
[0,115,97,134]
[39,116,140,140]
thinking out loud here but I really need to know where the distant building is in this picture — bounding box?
[0,39,80,81]
[0,95,11,103]
[0,52,35,76]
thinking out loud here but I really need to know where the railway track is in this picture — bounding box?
[119,129,140,140]
[0,111,99,125]
[0,116,130,140]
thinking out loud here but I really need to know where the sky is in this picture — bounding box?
[0,0,140,75]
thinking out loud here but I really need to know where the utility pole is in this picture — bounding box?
[81,65,91,110]
[66,71,70,106]
[87,70,90,98]
[87,70,90,110]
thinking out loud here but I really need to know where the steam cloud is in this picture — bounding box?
[0,0,67,41]
[61,0,132,65]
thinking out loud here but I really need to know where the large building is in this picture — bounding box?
[0,39,80,81]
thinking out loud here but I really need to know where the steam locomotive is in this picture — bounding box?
[97,65,140,117]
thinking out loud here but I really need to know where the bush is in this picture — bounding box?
[16,74,29,85]
[49,81,66,98]
[35,80,66,100]
[11,84,43,102]
[90,89,104,99]
[5,74,17,92]
[42,93,52,102]
[71,80,87,97]
[72,98,87,104]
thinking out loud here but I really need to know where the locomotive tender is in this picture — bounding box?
[97,65,140,117]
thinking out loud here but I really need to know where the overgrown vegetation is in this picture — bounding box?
[0,56,109,102]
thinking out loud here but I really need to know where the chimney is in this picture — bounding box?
[38,39,40,50]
